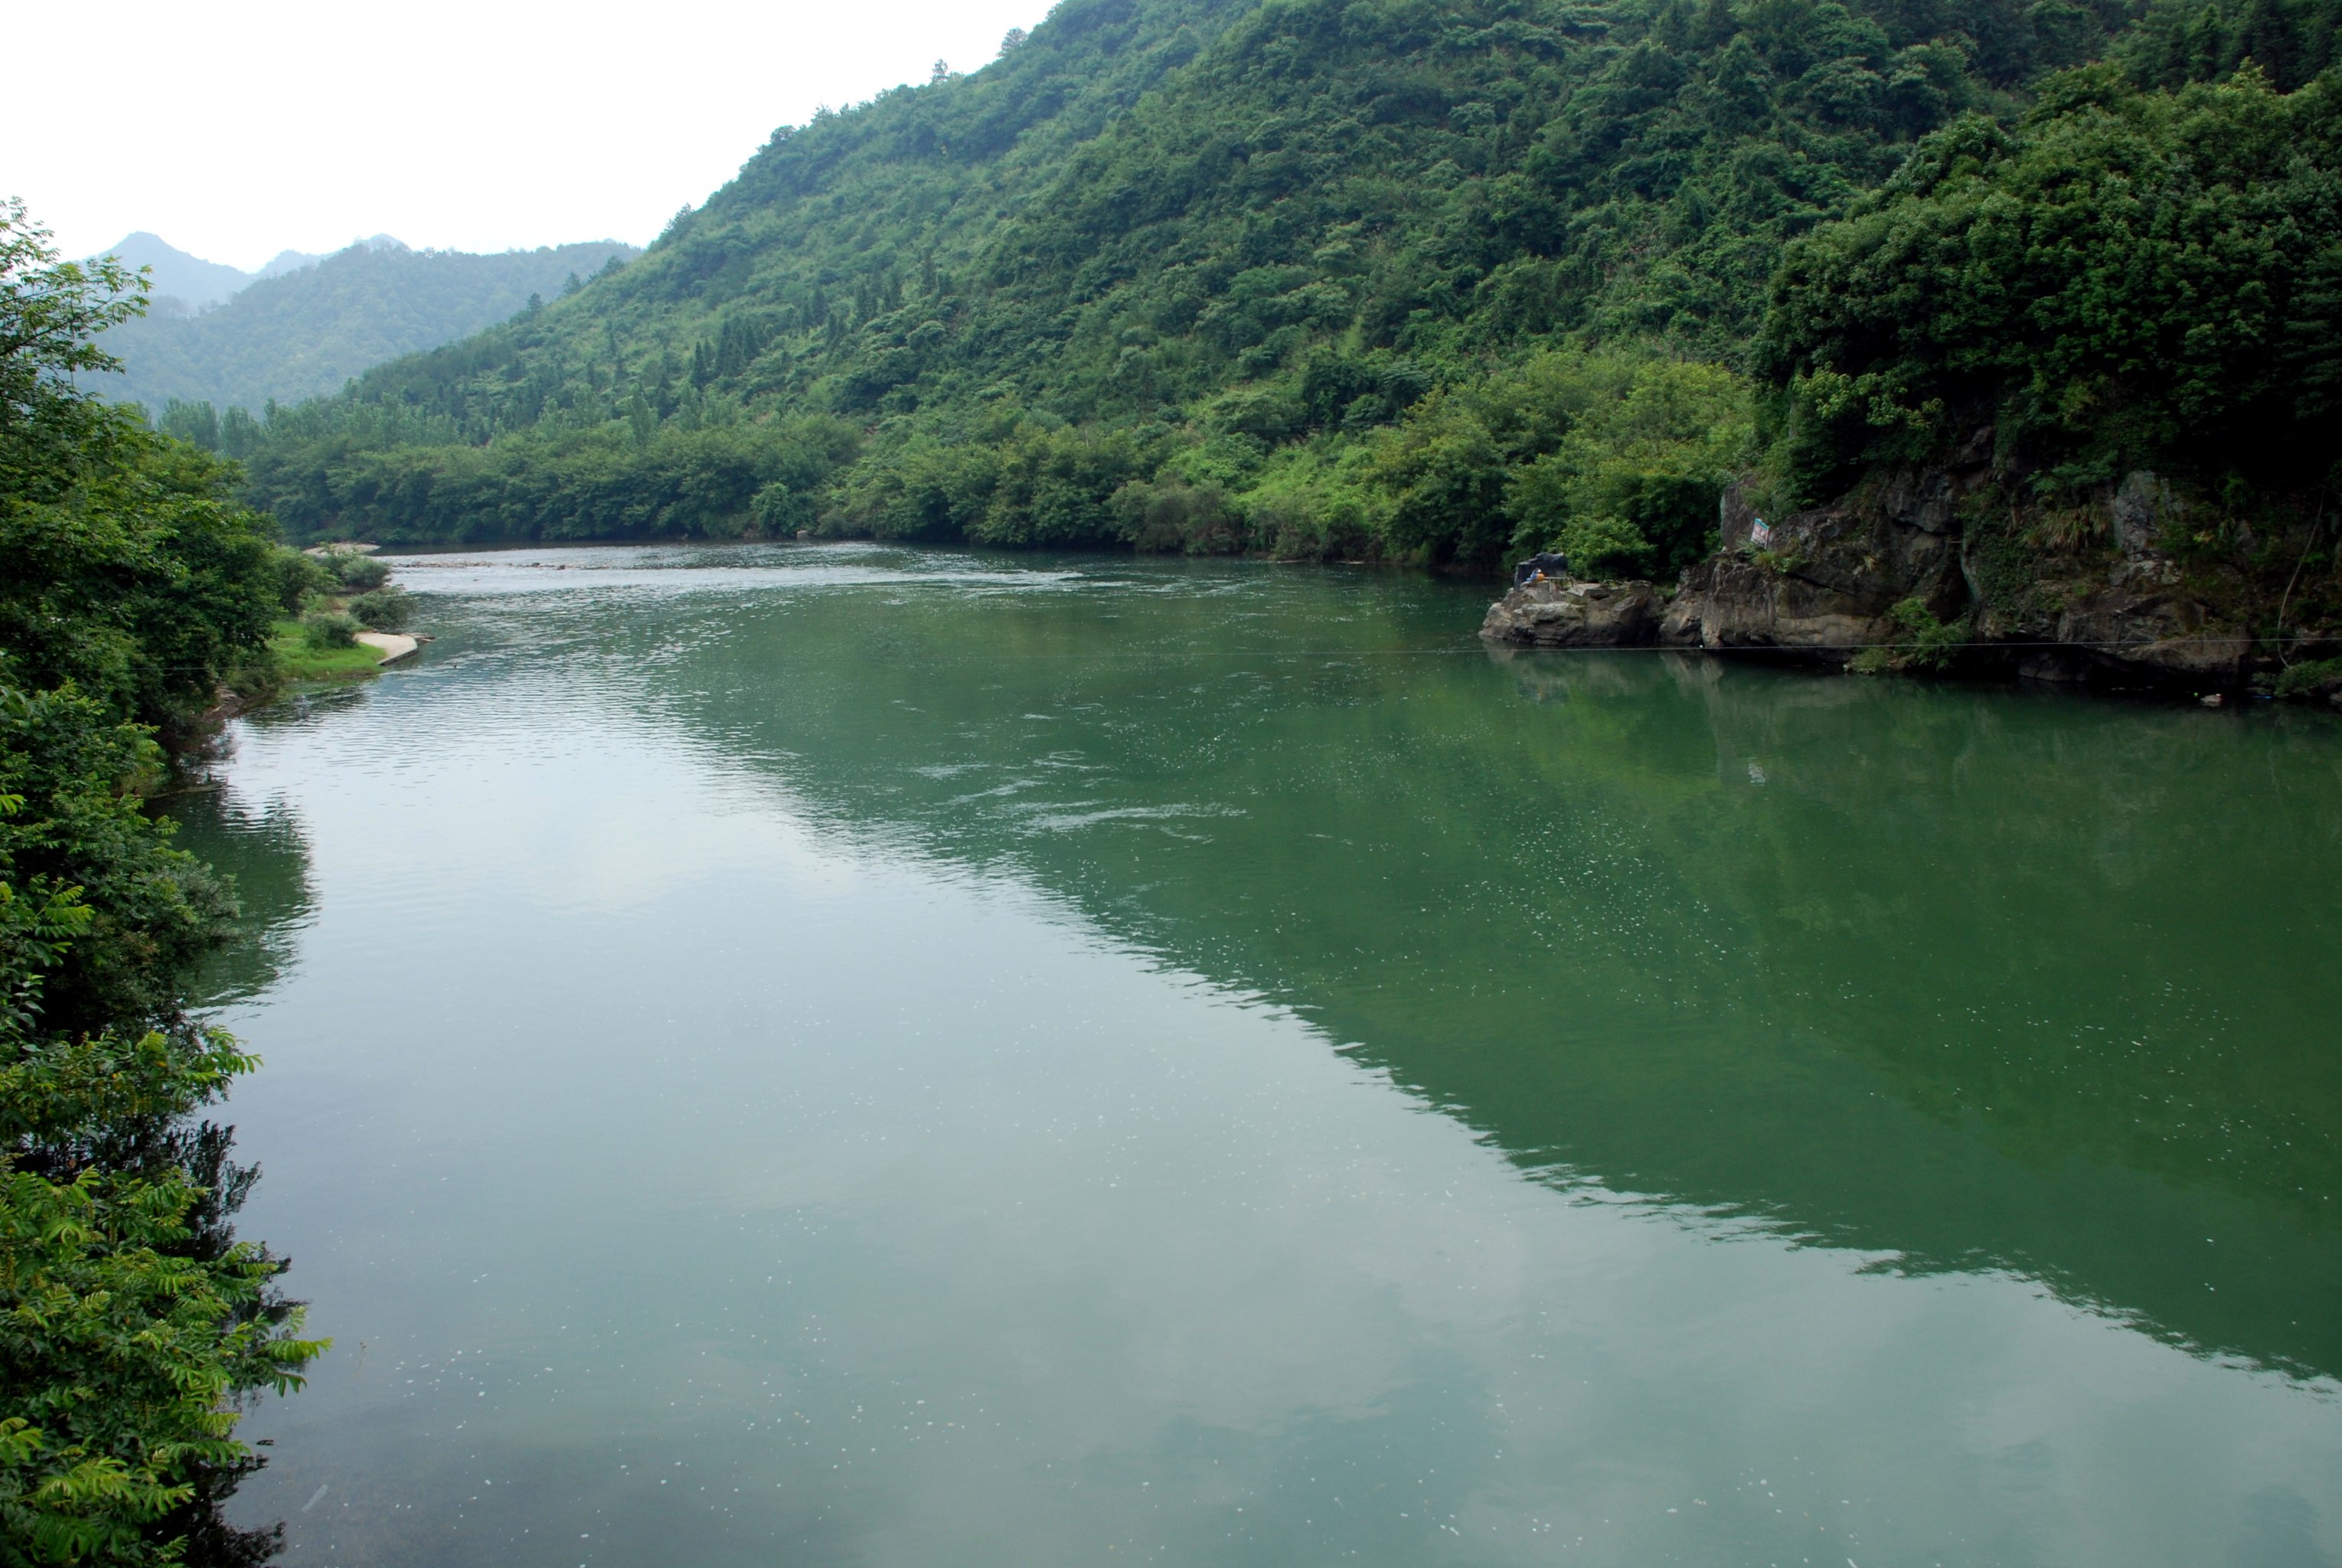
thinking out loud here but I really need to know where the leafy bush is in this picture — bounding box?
[318,547,390,593]
[301,610,361,649]
[0,741,322,1564]
[2274,655,2342,699]
[1368,351,1753,572]
[0,427,282,743]
[1851,597,1971,671]
[1111,476,1240,554]
[1503,359,1752,578]
[348,584,413,632]
[272,547,335,612]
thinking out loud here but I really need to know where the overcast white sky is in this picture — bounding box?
[10,0,1050,271]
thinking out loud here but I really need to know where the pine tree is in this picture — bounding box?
[1656,0,1693,51]
[2184,1,2229,80]
[1690,0,1736,51]
[2238,0,2300,84]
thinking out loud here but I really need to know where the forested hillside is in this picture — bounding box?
[226,0,2338,640]
[98,236,637,423]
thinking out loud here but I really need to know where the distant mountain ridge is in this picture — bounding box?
[90,230,402,309]
[95,235,640,415]
[93,232,257,311]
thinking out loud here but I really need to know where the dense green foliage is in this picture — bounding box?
[2,202,322,1566]
[2115,0,2342,90]
[1762,66,2342,508]
[0,430,288,751]
[100,237,637,423]
[2,202,307,745]
[231,0,2169,570]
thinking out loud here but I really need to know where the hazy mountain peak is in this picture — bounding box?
[92,232,250,310]
[256,248,324,280]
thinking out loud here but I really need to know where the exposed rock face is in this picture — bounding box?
[1661,485,1965,661]
[1486,466,2255,693]
[2018,589,2247,685]
[1967,469,2247,688]
[1480,576,1659,647]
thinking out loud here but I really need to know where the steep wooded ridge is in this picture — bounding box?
[99,237,639,423]
[217,0,2340,688]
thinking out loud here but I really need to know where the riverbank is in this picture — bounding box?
[354,631,419,663]
[259,549,424,688]
[1481,470,2342,706]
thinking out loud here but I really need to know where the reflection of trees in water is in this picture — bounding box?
[117,785,322,1561]
[160,788,318,1009]
[639,574,2342,1380]
[162,1122,296,1567]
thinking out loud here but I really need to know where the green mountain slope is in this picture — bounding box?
[231,0,2337,608]
[97,236,639,420]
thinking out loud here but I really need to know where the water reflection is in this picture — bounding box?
[618,557,2340,1380]
[131,782,325,1563]
[168,788,318,1008]
[198,545,2341,1566]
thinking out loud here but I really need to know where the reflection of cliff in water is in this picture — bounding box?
[606,560,2342,1381]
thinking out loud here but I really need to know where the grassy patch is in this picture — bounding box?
[267,619,384,683]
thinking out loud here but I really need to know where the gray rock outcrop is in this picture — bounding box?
[1660,485,1965,660]
[1481,577,1660,647]
[1482,466,2254,693]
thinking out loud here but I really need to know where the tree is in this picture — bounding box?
[1762,70,2342,505]
[1,201,324,1567]
[1,200,143,501]
[0,205,286,742]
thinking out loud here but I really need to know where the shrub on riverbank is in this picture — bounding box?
[317,547,389,593]
[300,609,361,648]
[348,583,413,632]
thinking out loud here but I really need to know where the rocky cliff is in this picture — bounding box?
[1480,463,2316,697]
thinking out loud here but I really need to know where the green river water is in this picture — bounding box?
[175,543,2342,1566]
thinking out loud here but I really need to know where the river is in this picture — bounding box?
[174,542,2342,1566]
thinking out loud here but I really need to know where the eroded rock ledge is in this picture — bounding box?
[1481,469,2271,694]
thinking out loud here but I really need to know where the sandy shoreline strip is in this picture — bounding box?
[354,632,419,665]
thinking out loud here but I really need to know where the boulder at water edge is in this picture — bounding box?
[1480,577,1660,647]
